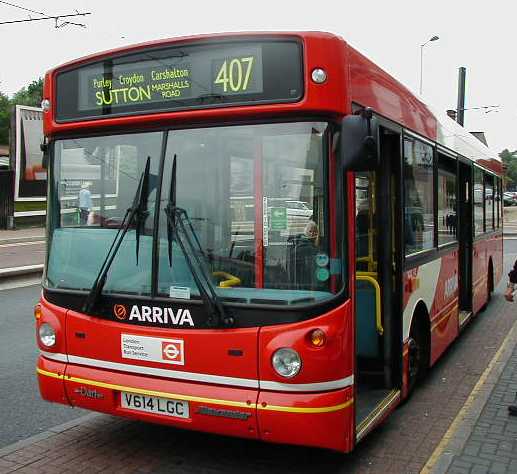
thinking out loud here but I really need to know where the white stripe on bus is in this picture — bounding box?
[39,351,354,393]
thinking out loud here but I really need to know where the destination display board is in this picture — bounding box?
[55,40,303,121]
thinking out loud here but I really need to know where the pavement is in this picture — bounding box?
[424,324,517,474]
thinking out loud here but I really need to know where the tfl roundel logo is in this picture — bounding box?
[162,340,184,364]
[113,304,128,320]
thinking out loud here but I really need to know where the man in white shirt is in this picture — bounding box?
[79,183,92,225]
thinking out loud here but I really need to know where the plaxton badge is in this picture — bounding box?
[113,304,194,327]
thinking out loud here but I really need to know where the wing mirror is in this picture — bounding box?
[340,107,379,171]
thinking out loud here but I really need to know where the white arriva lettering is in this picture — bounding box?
[141,306,153,322]
[164,307,175,324]
[129,306,142,321]
[152,306,163,323]
[444,274,459,299]
[128,306,194,326]
[179,309,194,327]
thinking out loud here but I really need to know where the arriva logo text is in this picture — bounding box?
[129,306,194,327]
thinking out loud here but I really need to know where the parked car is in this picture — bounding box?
[285,200,313,218]
[503,192,517,206]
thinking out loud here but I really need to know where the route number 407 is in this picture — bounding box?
[214,57,254,93]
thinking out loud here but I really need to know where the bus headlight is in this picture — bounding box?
[39,323,56,347]
[272,348,301,378]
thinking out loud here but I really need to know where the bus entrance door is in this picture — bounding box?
[458,160,473,325]
[354,126,402,441]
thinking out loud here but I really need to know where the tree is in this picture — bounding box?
[0,78,44,146]
[499,149,517,191]
[11,78,43,107]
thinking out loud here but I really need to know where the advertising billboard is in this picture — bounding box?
[11,105,46,210]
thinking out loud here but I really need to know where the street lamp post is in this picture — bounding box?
[419,35,439,95]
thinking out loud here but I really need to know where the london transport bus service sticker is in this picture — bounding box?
[121,392,189,419]
[121,334,185,365]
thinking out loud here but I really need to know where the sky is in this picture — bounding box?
[0,0,515,153]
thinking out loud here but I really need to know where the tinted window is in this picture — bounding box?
[46,132,163,294]
[474,167,484,236]
[156,122,341,305]
[437,160,457,246]
[404,137,434,255]
[485,174,494,231]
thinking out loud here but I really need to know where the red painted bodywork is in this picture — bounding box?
[402,234,503,374]
[38,31,503,452]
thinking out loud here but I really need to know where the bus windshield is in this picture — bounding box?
[46,121,341,306]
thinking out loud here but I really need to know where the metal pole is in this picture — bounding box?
[456,67,466,126]
[419,44,424,95]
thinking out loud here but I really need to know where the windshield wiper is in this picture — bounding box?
[82,157,151,314]
[164,155,233,328]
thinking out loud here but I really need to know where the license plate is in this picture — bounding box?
[121,392,189,419]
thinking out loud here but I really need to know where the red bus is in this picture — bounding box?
[36,32,503,452]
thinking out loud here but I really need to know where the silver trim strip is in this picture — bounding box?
[40,351,68,363]
[39,351,354,392]
[68,354,259,389]
[260,375,354,392]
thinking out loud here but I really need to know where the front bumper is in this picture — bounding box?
[37,355,354,452]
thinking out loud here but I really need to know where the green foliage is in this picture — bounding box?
[11,78,44,107]
[0,78,44,146]
[500,149,517,190]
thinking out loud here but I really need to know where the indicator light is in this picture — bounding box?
[309,328,327,347]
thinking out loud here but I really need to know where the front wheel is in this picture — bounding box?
[407,322,428,395]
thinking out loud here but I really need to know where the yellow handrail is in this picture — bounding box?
[356,273,383,335]
[213,271,241,288]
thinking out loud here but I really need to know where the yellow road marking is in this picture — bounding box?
[37,368,353,415]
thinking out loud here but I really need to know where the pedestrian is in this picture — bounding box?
[505,260,517,302]
[505,259,517,415]
[79,182,92,225]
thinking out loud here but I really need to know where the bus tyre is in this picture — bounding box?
[407,321,428,395]
[479,266,494,312]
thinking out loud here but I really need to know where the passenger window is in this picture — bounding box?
[437,156,457,246]
[474,167,484,236]
[404,137,434,255]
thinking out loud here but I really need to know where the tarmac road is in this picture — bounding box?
[0,241,45,270]
[0,282,86,448]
